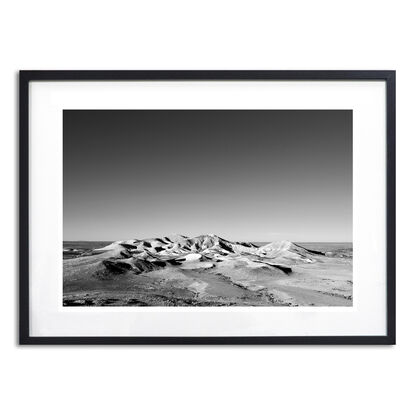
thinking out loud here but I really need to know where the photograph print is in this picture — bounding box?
[63,109,353,307]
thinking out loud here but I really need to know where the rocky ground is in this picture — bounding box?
[63,235,353,307]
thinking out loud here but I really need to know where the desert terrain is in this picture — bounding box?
[63,234,352,307]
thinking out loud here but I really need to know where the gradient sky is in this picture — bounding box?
[64,110,352,242]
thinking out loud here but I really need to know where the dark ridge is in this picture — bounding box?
[120,243,137,249]
[142,250,159,259]
[152,260,166,267]
[270,264,292,274]
[295,243,325,256]
[154,246,164,252]
[155,238,165,243]
[164,237,172,243]
[167,259,183,265]
[132,258,162,273]
[219,240,234,252]
[143,241,151,248]
[237,241,258,248]
[251,260,292,275]
[103,260,133,274]
[305,248,325,255]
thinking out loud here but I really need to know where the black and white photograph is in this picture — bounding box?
[63,109,353,307]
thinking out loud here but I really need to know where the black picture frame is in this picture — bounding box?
[19,70,396,345]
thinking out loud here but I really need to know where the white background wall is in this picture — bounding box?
[1,1,412,414]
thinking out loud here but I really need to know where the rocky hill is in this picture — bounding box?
[63,234,352,307]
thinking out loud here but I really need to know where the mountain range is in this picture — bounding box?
[95,234,325,276]
[63,234,352,307]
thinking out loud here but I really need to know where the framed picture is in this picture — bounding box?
[19,70,395,345]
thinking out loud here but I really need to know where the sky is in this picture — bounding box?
[63,110,352,242]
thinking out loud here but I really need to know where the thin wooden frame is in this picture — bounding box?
[19,70,396,345]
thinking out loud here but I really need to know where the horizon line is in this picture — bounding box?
[63,237,353,243]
